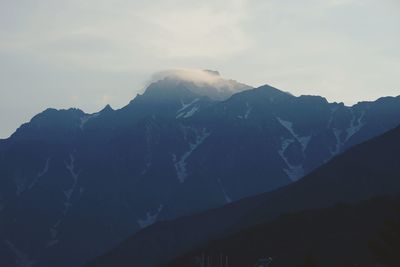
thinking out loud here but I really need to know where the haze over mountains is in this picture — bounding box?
[0,70,399,267]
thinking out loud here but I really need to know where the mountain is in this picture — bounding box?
[85,125,400,267]
[0,71,400,267]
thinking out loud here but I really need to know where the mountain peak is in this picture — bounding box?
[146,69,252,100]
[100,104,113,113]
[32,108,85,122]
[254,84,294,98]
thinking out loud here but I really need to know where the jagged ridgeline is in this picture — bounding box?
[0,70,400,267]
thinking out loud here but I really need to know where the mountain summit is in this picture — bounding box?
[148,69,252,100]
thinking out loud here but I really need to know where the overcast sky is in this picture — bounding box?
[1,0,399,138]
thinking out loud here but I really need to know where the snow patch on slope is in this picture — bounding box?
[278,138,304,181]
[217,178,232,204]
[176,98,200,119]
[80,113,100,130]
[331,128,343,155]
[183,106,200,118]
[137,205,163,228]
[46,155,81,248]
[63,154,80,215]
[28,158,51,190]
[345,111,365,142]
[330,110,365,156]
[4,240,36,267]
[173,128,210,183]
[237,102,252,120]
[277,117,311,152]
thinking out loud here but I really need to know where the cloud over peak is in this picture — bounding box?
[149,68,252,100]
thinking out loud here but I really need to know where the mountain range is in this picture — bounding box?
[87,122,400,267]
[0,70,399,267]
[164,124,400,267]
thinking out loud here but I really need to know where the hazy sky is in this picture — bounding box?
[1,0,399,138]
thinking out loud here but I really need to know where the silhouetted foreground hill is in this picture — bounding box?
[167,196,400,267]
[85,125,400,267]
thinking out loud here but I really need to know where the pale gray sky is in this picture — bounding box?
[1,0,399,138]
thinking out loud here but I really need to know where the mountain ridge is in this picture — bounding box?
[167,196,400,267]
[86,125,400,267]
[1,76,400,267]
